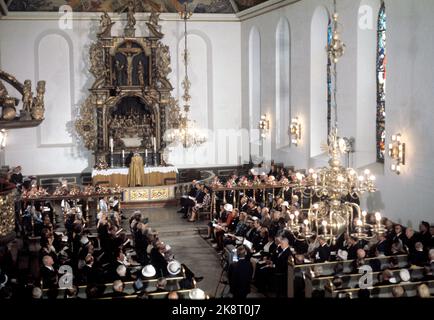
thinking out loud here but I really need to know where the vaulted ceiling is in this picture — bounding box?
[6,0,269,14]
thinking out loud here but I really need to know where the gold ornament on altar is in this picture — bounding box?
[75,5,173,165]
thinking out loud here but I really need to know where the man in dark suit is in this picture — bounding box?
[80,254,99,285]
[10,166,23,186]
[228,245,253,299]
[105,280,128,298]
[150,242,168,277]
[272,236,292,297]
[40,255,59,299]
[314,236,331,262]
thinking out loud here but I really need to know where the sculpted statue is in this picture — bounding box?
[97,11,115,38]
[31,81,46,121]
[146,8,163,38]
[114,60,126,86]
[126,1,136,29]
[0,80,7,98]
[22,80,33,113]
[137,60,145,86]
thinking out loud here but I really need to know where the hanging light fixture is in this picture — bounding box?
[166,2,207,149]
[288,0,382,243]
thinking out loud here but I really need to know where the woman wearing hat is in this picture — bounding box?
[188,186,211,222]
[213,204,236,251]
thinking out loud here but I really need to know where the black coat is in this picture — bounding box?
[80,264,100,285]
[41,266,58,289]
[273,247,291,274]
[228,258,253,298]
[150,248,168,277]
[314,244,331,262]
[409,250,427,267]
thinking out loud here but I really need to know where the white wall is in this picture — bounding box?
[0,12,242,173]
[240,0,434,226]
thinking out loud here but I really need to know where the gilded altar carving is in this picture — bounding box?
[151,188,169,200]
[75,7,174,166]
[156,43,173,90]
[75,97,97,150]
[90,43,106,89]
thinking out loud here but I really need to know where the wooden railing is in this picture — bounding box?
[287,254,410,297]
[325,279,434,298]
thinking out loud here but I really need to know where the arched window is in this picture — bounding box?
[275,18,291,149]
[249,27,261,158]
[310,6,330,158]
[327,17,333,137]
[376,1,386,162]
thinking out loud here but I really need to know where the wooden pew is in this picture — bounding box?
[287,254,409,297]
[325,279,434,298]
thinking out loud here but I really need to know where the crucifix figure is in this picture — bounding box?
[117,41,142,86]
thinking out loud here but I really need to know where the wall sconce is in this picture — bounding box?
[289,117,301,146]
[0,129,7,149]
[258,114,269,139]
[388,133,405,174]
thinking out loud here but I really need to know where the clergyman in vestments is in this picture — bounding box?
[128,152,145,187]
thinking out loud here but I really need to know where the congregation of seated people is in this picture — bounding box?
[178,167,434,298]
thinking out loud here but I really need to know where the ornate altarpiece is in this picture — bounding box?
[76,9,176,167]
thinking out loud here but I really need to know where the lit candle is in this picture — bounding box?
[362,210,367,225]
[375,212,382,228]
[109,137,113,153]
[145,149,148,158]
[312,173,318,186]
[289,214,295,226]
[122,150,125,158]
[303,219,309,232]
[322,220,327,235]
[294,210,299,223]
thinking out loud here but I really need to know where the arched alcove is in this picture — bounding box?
[36,31,74,146]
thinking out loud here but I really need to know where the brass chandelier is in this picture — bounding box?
[288,1,384,243]
[166,2,207,148]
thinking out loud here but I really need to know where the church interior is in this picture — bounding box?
[0,0,433,302]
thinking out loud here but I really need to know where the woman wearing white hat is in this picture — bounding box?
[188,288,206,300]
[213,204,236,251]
[142,264,156,278]
[167,260,182,276]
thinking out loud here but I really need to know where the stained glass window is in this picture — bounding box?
[376,2,386,162]
[327,17,333,137]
